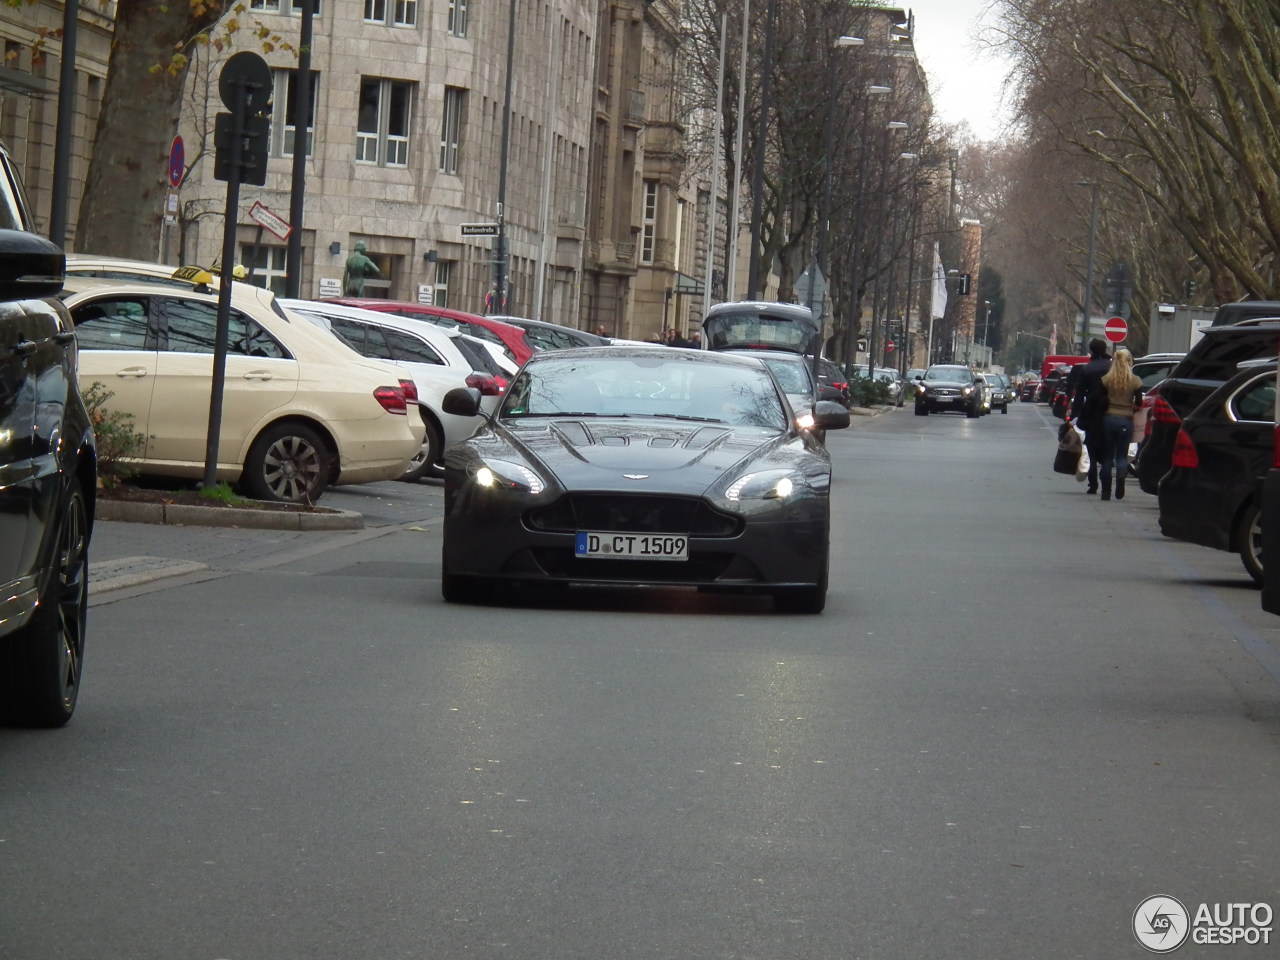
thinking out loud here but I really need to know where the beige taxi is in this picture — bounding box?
[61,276,419,503]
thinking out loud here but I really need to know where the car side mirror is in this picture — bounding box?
[442,386,483,417]
[812,399,851,431]
[0,229,64,301]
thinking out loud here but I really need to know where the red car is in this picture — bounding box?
[323,298,534,366]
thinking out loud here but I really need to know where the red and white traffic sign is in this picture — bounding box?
[247,200,292,241]
[1104,316,1128,343]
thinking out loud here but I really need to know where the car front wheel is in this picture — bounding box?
[1,477,89,727]
[242,422,330,503]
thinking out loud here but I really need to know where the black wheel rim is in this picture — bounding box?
[55,491,89,712]
[261,434,324,502]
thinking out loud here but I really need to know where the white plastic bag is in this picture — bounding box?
[1074,425,1091,482]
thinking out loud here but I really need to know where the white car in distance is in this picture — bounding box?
[282,299,509,481]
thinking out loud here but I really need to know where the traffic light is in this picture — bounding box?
[958,273,972,295]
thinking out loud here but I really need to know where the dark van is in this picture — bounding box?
[1210,301,1280,326]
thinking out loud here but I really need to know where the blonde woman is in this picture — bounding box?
[1095,348,1144,500]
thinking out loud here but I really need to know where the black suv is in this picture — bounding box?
[1137,321,1280,495]
[912,364,983,418]
[0,141,97,727]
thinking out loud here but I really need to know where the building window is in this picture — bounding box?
[433,260,451,307]
[241,244,289,297]
[357,78,412,167]
[365,0,414,26]
[270,69,318,158]
[641,180,658,264]
[440,87,464,175]
[447,0,468,37]
[251,0,322,14]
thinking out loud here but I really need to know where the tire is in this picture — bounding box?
[774,557,828,614]
[441,545,491,604]
[1237,500,1264,586]
[1000,404,1008,414]
[966,402,980,418]
[242,422,330,503]
[399,413,443,483]
[1,477,90,727]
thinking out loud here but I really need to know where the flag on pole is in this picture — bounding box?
[930,244,948,320]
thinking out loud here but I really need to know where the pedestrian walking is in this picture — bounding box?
[1068,338,1112,494]
[1093,348,1144,500]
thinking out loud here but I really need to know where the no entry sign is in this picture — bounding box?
[1104,316,1128,343]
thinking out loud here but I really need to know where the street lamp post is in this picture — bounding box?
[747,0,779,299]
[981,299,992,346]
[492,0,518,314]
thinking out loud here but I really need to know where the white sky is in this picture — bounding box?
[904,1,1014,142]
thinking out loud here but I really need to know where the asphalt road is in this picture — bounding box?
[3,403,1278,959]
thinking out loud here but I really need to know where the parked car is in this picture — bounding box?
[0,141,97,727]
[811,356,851,407]
[62,277,420,503]
[983,372,1012,413]
[1208,301,1280,326]
[1137,321,1280,495]
[438,346,850,612]
[282,299,507,480]
[323,298,535,366]
[873,367,904,406]
[701,300,821,354]
[486,315,610,351]
[1019,377,1040,401]
[913,364,983,417]
[1158,360,1276,584]
[724,349,840,442]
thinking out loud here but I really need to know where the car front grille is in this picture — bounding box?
[529,548,737,582]
[526,494,741,537]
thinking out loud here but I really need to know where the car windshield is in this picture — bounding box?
[500,353,788,428]
[925,365,971,382]
[759,356,814,396]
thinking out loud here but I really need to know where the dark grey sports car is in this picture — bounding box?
[439,346,850,613]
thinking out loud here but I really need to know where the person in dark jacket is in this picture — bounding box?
[1067,338,1112,494]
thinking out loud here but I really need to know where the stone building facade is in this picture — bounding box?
[2,0,699,338]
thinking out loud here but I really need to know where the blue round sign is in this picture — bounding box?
[168,135,184,188]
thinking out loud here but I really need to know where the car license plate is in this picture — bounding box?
[575,532,688,561]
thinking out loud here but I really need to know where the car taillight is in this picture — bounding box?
[465,373,503,397]
[833,381,848,391]
[1151,394,1181,425]
[1171,427,1199,469]
[373,385,408,414]
[399,378,419,404]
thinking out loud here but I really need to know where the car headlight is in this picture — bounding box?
[962,386,973,395]
[472,459,546,495]
[726,470,800,502]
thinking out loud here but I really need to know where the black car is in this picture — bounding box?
[1137,321,1280,494]
[913,364,983,417]
[1157,360,1275,584]
[0,143,97,727]
[983,372,1012,413]
[438,346,850,613]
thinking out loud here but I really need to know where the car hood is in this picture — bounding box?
[496,418,790,493]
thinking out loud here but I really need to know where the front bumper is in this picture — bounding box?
[444,492,830,589]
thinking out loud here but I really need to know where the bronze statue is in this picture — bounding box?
[342,241,379,296]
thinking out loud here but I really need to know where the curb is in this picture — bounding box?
[94,499,364,531]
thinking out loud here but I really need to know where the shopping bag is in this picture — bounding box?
[1054,421,1082,475]
[1075,426,1091,482]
